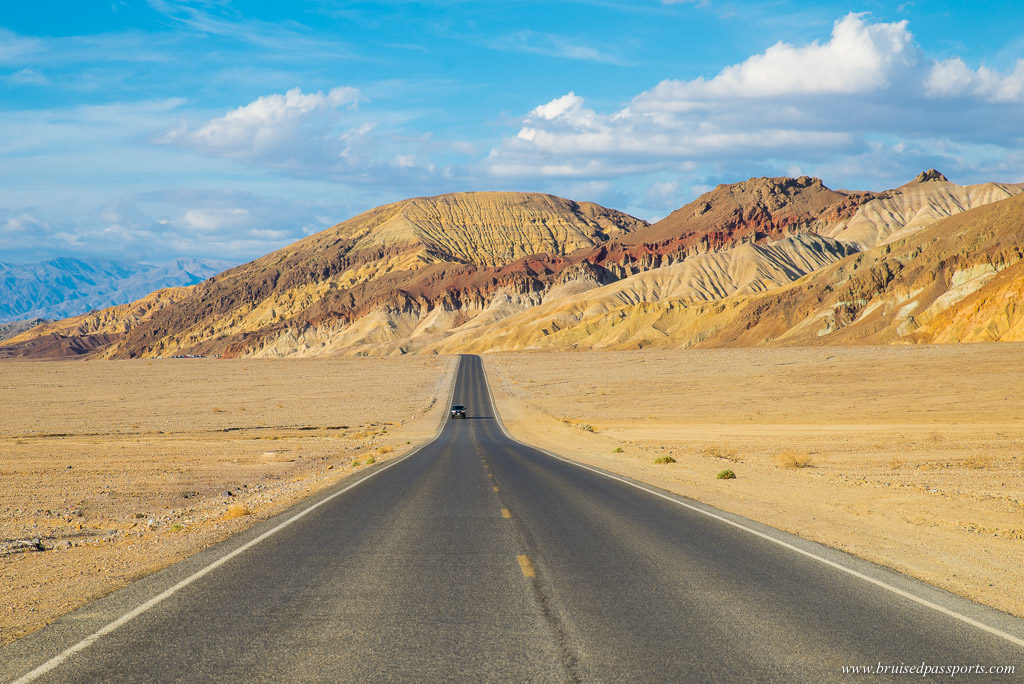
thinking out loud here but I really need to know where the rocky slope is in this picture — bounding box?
[15,192,645,358]
[0,318,50,343]
[0,288,193,359]
[423,233,858,353]
[825,170,1024,249]
[443,191,1024,352]
[629,175,875,249]
[4,173,1021,358]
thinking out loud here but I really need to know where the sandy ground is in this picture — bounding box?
[483,345,1024,618]
[0,356,454,645]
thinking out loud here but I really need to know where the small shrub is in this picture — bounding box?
[579,424,595,433]
[654,455,676,464]
[366,456,376,465]
[775,451,814,469]
[717,469,736,479]
[223,504,250,520]
[171,523,184,532]
[612,447,624,453]
[376,446,393,455]
[351,460,362,467]
[889,455,903,471]
[964,454,995,469]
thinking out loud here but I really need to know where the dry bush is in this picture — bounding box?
[775,451,814,469]
[963,454,995,469]
[889,455,903,471]
[654,455,676,464]
[703,445,740,461]
[223,503,250,520]
[376,446,393,455]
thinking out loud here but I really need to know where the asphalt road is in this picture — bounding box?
[4,355,1023,682]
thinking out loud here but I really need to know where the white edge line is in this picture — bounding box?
[13,356,462,684]
[477,355,1024,651]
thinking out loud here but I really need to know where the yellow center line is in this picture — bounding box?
[517,555,536,578]
[501,508,511,519]
[488,473,493,478]
[492,486,499,492]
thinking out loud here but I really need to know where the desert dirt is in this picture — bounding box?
[484,344,1024,618]
[0,356,454,645]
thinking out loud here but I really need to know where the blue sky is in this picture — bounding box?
[1,1,1023,265]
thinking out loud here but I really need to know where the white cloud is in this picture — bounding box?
[484,13,1024,186]
[157,86,456,187]
[159,87,362,169]
[488,88,854,179]
[925,57,1024,102]
[0,212,48,236]
[667,13,916,98]
[182,207,251,233]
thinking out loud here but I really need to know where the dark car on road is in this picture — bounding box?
[450,404,467,419]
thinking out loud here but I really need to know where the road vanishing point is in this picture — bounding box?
[3,355,1023,682]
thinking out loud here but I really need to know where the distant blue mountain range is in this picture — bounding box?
[0,256,234,322]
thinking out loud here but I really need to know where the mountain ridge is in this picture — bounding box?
[3,173,1023,359]
[0,257,233,323]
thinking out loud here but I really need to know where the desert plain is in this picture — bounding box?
[484,344,1024,618]
[0,356,453,645]
[3,344,1024,646]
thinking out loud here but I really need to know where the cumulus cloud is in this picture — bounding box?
[484,13,1024,188]
[158,86,460,188]
[925,57,1024,102]
[0,211,49,238]
[159,87,362,170]
[487,88,855,179]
